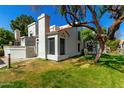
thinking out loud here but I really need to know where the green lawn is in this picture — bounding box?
[1,54,124,88]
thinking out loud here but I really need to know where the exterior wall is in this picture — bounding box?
[119,43,124,49]
[35,38,39,56]
[46,27,82,61]
[44,28,82,61]
[26,46,36,58]
[21,36,36,46]
[38,14,50,59]
[20,37,25,46]
[25,37,36,46]
[50,25,60,32]
[47,34,59,61]
[28,22,37,37]
[4,46,35,58]
[58,27,81,61]
[14,29,20,41]
[4,46,26,58]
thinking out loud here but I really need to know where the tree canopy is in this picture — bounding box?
[80,29,97,42]
[10,14,35,36]
[0,28,14,45]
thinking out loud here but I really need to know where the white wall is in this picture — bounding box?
[4,46,36,58]
[14,29,20,41]
[46,27,82,61]
[26,46,36,58]
[47,34,59,61]
[50,25,60,32]
[4,46,26,58]
[20,37,25,46]
[38,14,50,59]
[28,22,37,37]
[57,27,81,61]
[20,36,36,46]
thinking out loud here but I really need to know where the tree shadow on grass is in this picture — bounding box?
[79,54,124,73]
[98,54,124,73]
[79,55,95,60]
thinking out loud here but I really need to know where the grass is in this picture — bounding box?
[79,54,124,72]
[0,54,124,87]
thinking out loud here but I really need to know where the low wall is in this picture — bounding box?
[4,46,36,58]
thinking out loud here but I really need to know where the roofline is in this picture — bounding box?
[46,31,59,35]
[27,22,36,27]
[46,26,73,35]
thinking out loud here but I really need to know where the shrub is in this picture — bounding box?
[106,40,120,52]
[84,48,88,55]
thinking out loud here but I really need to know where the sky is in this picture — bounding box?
[0,5,124,39]
[0,5,67,30]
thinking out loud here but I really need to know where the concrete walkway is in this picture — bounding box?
[0,57,36,68]
[0,58,6,68]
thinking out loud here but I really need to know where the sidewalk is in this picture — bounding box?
[0,57,36,68]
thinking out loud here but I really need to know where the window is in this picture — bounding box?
[78,43,80,52]
[60,38,65,55]
[30,33,33,37]
[78,31,80,40]
[48,38,55,54]
[30,31,33,37]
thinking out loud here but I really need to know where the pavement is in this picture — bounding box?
[0,58,6,68]
[0,57,36,68]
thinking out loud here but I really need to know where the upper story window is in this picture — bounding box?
[30,33,33,37]
[30,31,33,37]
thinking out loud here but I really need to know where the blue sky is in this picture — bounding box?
[0,5,124,39]
[0,5,67,30]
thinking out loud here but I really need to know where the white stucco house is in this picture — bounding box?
[4,13,97,61]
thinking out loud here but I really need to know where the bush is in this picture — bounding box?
[84,48,88,55]
[0,49,4,56]
[106,40,120,52]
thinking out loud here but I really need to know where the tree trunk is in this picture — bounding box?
[94,40,105,63]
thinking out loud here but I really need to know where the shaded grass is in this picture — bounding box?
[79,54,124,72]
